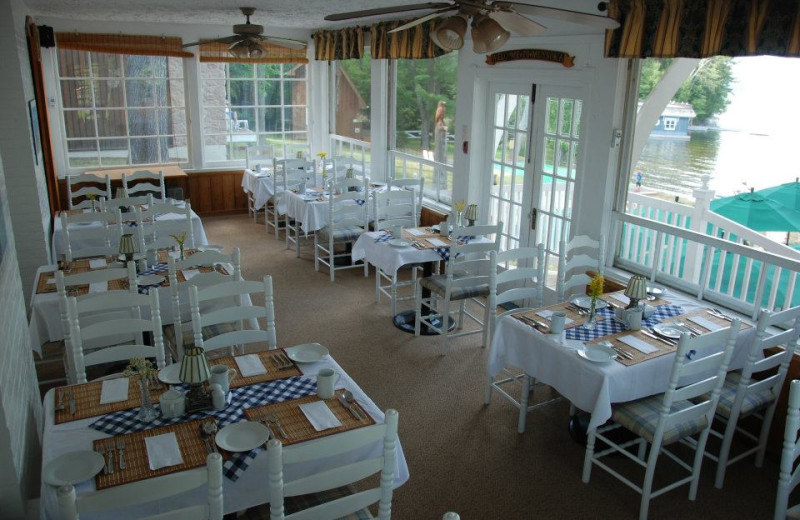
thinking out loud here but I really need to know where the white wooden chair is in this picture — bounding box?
[188,275,277,357]
[134,200,194,269]
[60,210,123,262]
[331,155,355,183]
[556,234,606,301]
[583,319,741,520]
[484,245,548,433]
[267,159,306,239]
[282,161,316,250]
[387,176,424,226]
[314,177,370,282]
[705,306,800,488]
[266,409,398,520]
[66,173,112,210]
[56,263,139,384]
[67,289,167,384]
[373,190,419,315]
[775,379,800,520]
[122,169,166,200]
[164,247,241,361]
[414,222,502,353]
[57,452,223,520]
[246,145,276,222]
[101,194,151,213]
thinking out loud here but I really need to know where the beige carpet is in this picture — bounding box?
[205,214,782,520]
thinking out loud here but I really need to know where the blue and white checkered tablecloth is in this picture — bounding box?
[374,231,393,243]
[89,375,317,481]
[565,303,684,342]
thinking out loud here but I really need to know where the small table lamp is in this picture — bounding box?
[465,204,479,226]
[624,275,648,309]
[119,233,137,264]
[180,347,212,414]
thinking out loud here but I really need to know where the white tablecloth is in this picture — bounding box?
[352,232,443,276]
[241,168,274,195]
[52,205,208,264]
[284,190,330,234]
[39,355,409,520]
[487,290,756,431]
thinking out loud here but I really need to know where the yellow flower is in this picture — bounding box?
[170,232,187,246]
[87,193,96,201]
[588,274,605,299]
[454,199,466,212]
[316,152,327,159]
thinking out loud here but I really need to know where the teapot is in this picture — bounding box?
[160,388,185,419]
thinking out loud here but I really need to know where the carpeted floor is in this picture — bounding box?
[204,213,783,520]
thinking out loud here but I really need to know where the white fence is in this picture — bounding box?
[329,134,371,178]
[389,150,453,205]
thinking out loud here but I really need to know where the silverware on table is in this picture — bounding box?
[202,421,219,453]
[105,444,115,475]
[269,413,288,439]
[68,390,76,416]
[707,308,734,322]
[343,390,365,420]
[97,448,108,475]
[56,390,66,411]
[611,346,634,360]
[567,304,587,316]
[117,440,126,470]
[642,329,675,346]
[338,393,360,420]
[675,321,702,336]
[517,314,549,333]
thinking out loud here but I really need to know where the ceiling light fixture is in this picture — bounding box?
[229,39,264,59]
[434,15,467,51]
[471,15,510,54]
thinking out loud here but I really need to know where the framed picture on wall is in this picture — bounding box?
[28,99,40,165]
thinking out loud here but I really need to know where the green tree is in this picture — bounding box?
[638,57,734,124]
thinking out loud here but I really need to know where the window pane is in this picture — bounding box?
[124,55,158,77]
[125,80,159,107]
[93,80,124,108]
[285,80,306,106]
[58,49,90,77]
[163,136,188,162]
[128,109,158,136]
[99,139,128,166]
[230,80,254,106]
[546,98,558,135]
[203,80,227,106]
[160,108,186,136]
[335,52,371,141]
[203,106,228,135]
[230,107,255,133]
[92,53,122,77]
[257,64,281,79]
[96,110,126,137]
[285,64,306,78]
[166,80,185,107]
[67,140,99,168]
[283,107,306,132]
[257,81,280,106]
[258,107,281,132]
[64,110,96,138]
[229,63,254,78]
[129,137,160,164]
[166,57,183,79]
[61,80,93,108]
[560,99,574,137]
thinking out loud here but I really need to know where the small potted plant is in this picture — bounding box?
[123,357,160,422]
[584,273,605,329]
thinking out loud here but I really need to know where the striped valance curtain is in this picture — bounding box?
[55,33,193,58]
[198,41,308,64]
[370,19,449,59]
[312,27,365,61]
[605,0,800,58]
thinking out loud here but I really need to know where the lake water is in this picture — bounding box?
[634,130,800,198]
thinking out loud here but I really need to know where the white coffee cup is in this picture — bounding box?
[160,389,185,419]
[209,365,237,394]
[439,220,449,237]
[393,224,404,238]
[317,368,341,399]
[626,308,643,331]
[550,311,567,335]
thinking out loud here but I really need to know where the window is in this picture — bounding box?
[201,63,307,163]
[662,117,677,131]
[333,52,371,141]
[56,50,187,168]
[390,52,458,204]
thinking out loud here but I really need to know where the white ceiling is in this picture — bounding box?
[27,0,607,32]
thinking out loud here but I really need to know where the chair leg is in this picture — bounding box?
[517,375,531,433]
[640,444,660,520]
[776,478,791,520]
[273,209,280,239]
[714,411,740,489]
[757,405,778,468]
[482,300,491,348]
[314,235,320,272]
[484,375,494,405]
[414,288,423,336]
[690,429,713,501]
[390,273,398,316]
[582,427,597,483]
[295,230,301,259]
[457,300,466,329]
[329,242,334,282]
[375,269,381,303]
[363,254,369,277]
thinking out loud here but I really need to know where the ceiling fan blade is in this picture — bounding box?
[182,35,241,48]
[506,2,620,30]
[490,9,547,36]
[388,7,457,33]
[259,36,308,50]
[325,2,452,22]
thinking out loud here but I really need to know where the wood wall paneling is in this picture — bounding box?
[186,170,247,216]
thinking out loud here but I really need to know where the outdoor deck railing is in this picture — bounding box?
[611,209,800,319]
[389,150,453,205]
[329,134,371,177]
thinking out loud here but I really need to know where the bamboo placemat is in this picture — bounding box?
[402,228,452,250]
[93,418,221,490]
[244,391,375,446]
[54,377,164,424]
[513,301,606,330]
[209,350,301,389]
[37,274,129,296]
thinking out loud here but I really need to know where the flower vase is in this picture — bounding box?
[455,211,463,228]
[138,377,160,422]
[179,244,185,261]
[584,297,598,330]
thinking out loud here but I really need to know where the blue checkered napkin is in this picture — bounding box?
[374,231,393,243]
[136,262,169,294]
[432,235,475,262]
[565,303,684,342]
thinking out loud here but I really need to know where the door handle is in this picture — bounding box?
[530,208,537,230]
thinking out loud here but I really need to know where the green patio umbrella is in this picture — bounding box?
[709,189,800,233]
[757,178,800,210]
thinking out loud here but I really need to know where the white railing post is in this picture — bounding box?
[685,174,715,283]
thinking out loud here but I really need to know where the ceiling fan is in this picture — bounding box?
[183,7,307,59]
[325,1,619,54]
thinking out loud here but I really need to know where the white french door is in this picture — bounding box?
[485,83,586,294]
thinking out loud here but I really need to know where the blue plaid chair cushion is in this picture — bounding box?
[317,226,364,243]
[420,274,489,300]
[612,395,709,445]
[704,372,775,419]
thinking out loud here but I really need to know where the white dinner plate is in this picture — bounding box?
[158,362,183,385]
[138,274,165,286]
[647,285,666,296]
[43,451,106,486]
[388,239,412,248]
[652,323,690,339]
[577,344,617,364]
[196,245,223,252]
[285,343,330,364]
[572,296,608,310]
[215,421,270,452]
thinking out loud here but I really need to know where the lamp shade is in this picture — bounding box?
[624,275,648,301]
[229,39,263,59]
[465,203,478,222]
[434,15,467,51]
[179,347,211,384]
[471,16,510,54]
[119,233,136,256]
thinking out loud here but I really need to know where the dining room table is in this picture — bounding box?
[39,349,409,519]
[487,287,758,434]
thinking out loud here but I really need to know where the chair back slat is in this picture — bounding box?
[67,173,112,210]
[557,235,606,300]
[283,459,383,497]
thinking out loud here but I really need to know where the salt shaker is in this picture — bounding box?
[210,383,225,411]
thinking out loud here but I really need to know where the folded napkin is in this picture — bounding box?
[299,401,342,431]
[99,378,130,404]
[688,316,724,332]
[89,258,107,269]
[235,354,267,377]
[427,238,447,247]
[536,309,574,326]
[613,293,631,305]
[46,277,55,284]
[168,250,180,259]
[618,335,659,354]
[89,282,107,293]
[181,269,200,280]
[145,432,184,470]
[406,228,426,236]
